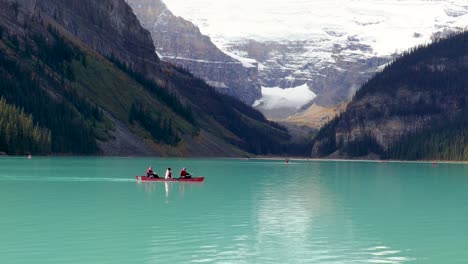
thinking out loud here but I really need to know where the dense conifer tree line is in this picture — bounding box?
[342,135,383,157]
[0,25,105,154]
[384,109,468,160]
[109,57,195,124]
[129,102,180,145]
[355,31,468,101]
[0,97,51,154]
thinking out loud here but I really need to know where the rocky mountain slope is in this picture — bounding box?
[311,31,468,160]
[163,0,468,118]
[0,0,298,157]
[125,0,261,104]
[285,102,348,129]
[33,0,161,80]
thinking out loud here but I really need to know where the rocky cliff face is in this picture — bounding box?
[13,0,161,78]
[126,0,261,104]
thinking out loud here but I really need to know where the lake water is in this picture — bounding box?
[0,157,467,263]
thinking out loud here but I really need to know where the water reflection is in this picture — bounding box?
[137,181,202,200]
[253,163,330,262]
[251,161,414,263]
[165,182,169,198]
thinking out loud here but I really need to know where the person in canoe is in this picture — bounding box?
[165,168,172,179]
[179,167,192,179]
[146,166,159,178]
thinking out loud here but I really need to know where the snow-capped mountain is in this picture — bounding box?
[163,0,468,117]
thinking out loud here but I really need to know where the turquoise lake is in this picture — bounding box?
[1,157,467,263]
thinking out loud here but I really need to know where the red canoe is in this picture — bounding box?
[136,176,204,182]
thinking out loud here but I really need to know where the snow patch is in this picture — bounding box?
[206,80,229,89]
[155,51,163,58]
[253,84,316,110]
[223,50,258,68]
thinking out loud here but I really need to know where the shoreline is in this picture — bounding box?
[1,155,467,164]
[249,156,468,164]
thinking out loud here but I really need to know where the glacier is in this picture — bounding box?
[253,84,317,119]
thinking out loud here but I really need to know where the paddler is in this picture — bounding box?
[179,167,192,179]
[165,168,172,179]
[146,166,159,178]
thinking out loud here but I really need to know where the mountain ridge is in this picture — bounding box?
[0,0,301,157]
